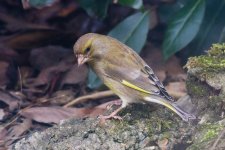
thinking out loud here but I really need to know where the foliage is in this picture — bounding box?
[88,11,150,89]
[162,0,205,60]
[118,0,143,9]
[23,0,225,89]
[161,0,225,59]
[77,0,111,19]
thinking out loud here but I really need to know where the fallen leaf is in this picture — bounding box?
[29,46,71,70]
[20,102,110,124]
[25,56,74,87]
[61,65,88,86]
[3,29,65,50]
[166,81,187,99]
[0,89,20,111]
[0,46,20,63]
[0,127,7,145]
[0,109,7,121]
[5,119,32,146]
[0,61,9,86]
[37,90,76,105]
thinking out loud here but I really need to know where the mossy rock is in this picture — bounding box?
[185,43,225,121]
[187,119,225,150]
[13,104,195,150]
[185,43,225,150]
[185,43,225,73]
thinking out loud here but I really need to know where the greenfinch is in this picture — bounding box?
[74,33,196,121]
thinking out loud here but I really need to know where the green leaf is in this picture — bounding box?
[87,69,102,89]
[118,0,143,9]
[88,11,150,89]
[219,27,225,43]
[77,0,110,19]
[22,0,57,8]
[187,0,225,56]
[159,0,188,23]
[108,11,150,53]
[162,0,205,59]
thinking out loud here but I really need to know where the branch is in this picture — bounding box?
[63,90,114,107]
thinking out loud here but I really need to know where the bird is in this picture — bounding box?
[73,33,196,122]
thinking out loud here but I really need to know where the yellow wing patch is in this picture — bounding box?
[121,80,152,94]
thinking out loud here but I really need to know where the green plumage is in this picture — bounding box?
[74,33,196,121]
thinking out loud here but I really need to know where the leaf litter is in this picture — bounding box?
[0,1,188,149]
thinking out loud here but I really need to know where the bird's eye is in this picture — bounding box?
[85,47,91,54]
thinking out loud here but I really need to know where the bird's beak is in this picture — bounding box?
[77,54,89,67]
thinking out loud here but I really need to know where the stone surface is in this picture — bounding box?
[13,44,225,150]
[13,104,195,150]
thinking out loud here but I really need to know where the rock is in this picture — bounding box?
[13,104,195,150]
[185,43,225,149]
[185,43,225,122]
[13,43,225,150]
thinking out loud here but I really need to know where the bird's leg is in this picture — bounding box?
[106,99,122,109]
[98,99,125,121]
[99,106,123,120]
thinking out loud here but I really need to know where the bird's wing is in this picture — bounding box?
[143,65,174,101]
[102,38,174,101]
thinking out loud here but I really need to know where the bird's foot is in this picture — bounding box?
[106,99,122,109]
[98,114,123,121]
[98,105,123,123]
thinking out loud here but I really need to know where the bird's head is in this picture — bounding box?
[73,33,98,66]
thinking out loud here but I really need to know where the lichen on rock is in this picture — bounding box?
[185,43,225,149]
[185,43,225,73]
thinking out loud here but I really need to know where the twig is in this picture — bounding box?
[63,90,115,107]
[17,67,23,92]
[63,88,183,108]
[210,128,225,150]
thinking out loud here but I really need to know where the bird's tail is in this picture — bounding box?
[144,96,196,122]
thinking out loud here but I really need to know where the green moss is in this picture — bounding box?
[159,131,173,139]
[188,123,224,150]
[108,119,130,134]
[185,43,225,72]
[198,123,223,142]
[145,116,175,137]
[186,78,209,97]
[208,43,225,57]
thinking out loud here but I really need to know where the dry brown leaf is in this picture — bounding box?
[5,119,32,146]
[38,90,75,105]
[0,12,51,32]
[0,46,20,63]
[29,46,71,70]
[0,127,7,139]
[0,89,20,111]
[0,61,9,86]
[0,109,7,121]
[0,127,7,146]
[25,56,74,87]
[61,65,88,86]
[3,29,64,50]
[20,102,110,124]
[166,81,187,99]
